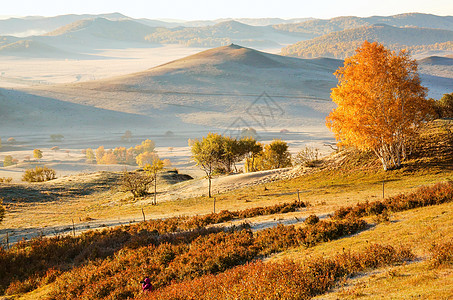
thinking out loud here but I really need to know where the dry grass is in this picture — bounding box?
[268,202,453,299]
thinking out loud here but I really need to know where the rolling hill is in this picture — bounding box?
[13,44,341,134]
[281,24,453,59]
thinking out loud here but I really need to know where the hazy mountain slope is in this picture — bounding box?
[281,24,453,58]
[418,56,453,98]
[22,44,341,132]
[0,13,130,37]
[0,40,74,58]
[44,17,157,43]
[0,88,157,135]
[274,13,453,37]
[144,20,309,48]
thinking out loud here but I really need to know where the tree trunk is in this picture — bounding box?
[154,175,157,205]
[208,176,212,198]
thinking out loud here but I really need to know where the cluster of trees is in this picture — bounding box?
[190,133,291,197]
[2,155,18,167]
[84,139,163,166]
[433,92,453,119]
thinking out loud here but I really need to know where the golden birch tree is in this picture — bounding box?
[326,41,433,170]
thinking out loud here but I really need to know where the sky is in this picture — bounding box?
[2,0,453,20]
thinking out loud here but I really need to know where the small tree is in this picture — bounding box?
[51,146,59,153]
[144,157,164,205]
[120,170,153,198]
[7,137,15,144]
[260,139,292,170]
[121,130,132,142]
[3,155,14,167]
[190,133,223,198]
[85,148,95,163]
[33,149,43,161]
[96,146,105,164]
[241,137,263,173]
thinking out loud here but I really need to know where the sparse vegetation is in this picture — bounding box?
[294,146,321,167]
[0,177,13,183]
[22,166,57,182]
[50,134,64,142]
[33,149,43,161]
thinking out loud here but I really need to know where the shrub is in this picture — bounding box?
[120,170,153,198]
[430,240,453,268]
[294,146,321,167]
[22,166,56,182]
[333,181,453,220]
[146,244,413,300]
[304,214,320,225]
[0,177,13,183]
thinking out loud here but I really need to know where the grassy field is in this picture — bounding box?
[0,121,452,299]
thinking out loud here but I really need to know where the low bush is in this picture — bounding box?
[333,181,453,220]
[22,166,56,182]
[0,177,13,183]
[144,243,413,300]
[430,239,453,268]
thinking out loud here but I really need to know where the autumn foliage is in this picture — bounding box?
[326,41,433,170]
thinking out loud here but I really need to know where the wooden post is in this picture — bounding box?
[72,219,75,237]
[297,190,300,203]
[382,179,385,199]
[142,208,146,222]
[6,232,9,250]
[213,197,216,214]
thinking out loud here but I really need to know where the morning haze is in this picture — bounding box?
[0,4,452,299]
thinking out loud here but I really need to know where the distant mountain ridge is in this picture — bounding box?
[281,24,453,59]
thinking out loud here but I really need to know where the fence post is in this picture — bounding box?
[213,197,216,214]
[142,208,146,222]
[72,219,75,237]
[297,189,300,203]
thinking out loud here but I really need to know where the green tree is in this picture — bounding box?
[435,93,453,118]
[33,149,43,161]
[3,155,14,167]
[144,156,164,205]
[240,137,263,173]
[190,133,224,198]
[261,139,292,169]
